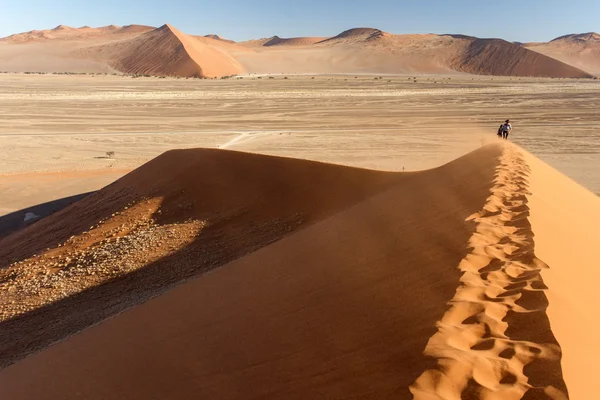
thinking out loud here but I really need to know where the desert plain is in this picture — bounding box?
[1,73,599,218]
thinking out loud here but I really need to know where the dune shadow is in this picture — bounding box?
[0,192,94,239]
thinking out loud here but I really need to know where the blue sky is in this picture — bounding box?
[1,0,598,42]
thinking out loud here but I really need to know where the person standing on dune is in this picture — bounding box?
[501,119,512,140]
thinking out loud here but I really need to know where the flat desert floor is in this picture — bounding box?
[1,73,599,217]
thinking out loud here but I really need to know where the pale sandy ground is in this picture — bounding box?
[0,73,599,217]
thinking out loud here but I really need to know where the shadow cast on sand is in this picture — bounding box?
[0,192,94,239]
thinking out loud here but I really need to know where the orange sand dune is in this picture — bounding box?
[234,28,591,77]
[0,144,594,398]
[525,33,600,75]
[0,148,408,367]
[238,35,326,47]
[0,24,155,43]
[82,24,244,77]
[0,145,504,398]
[204,34,236,44]
[1,24,594,77]
[263,36,327,46]
[450,37,592,77]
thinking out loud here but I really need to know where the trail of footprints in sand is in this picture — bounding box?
[410,145,568,400]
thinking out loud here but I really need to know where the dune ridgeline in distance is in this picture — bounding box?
[0,24,598,78]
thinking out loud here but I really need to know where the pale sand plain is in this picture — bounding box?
[0,73,599,219]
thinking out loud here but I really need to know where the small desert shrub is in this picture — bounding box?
[106,151,115,158]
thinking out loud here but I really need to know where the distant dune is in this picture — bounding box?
[263,36,327,46]
[0,24,595,77]
[525,32,600,75]
[451,37,592,77]
[2,143,597,398]
[77,24,244,78]
[0,24,155,43]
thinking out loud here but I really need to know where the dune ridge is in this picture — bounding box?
[525,32,600,75]
[0,145,502,399]
[451,38,592,78]
[88,24,244,78]
[0,24,155,43]
[1,24,595,77]
[0,148,408,367]
[411,145,567,399]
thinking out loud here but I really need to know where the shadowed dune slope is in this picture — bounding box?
[0,145,502,399]
[525,33,600,75]
[0,148,406,267]
[264,36,327,46]
[0,24,594,77]
[96,24,244,78]
[0,148,413,367]
[452,38,593,77]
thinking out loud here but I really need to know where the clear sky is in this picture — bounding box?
[1,0,598,42]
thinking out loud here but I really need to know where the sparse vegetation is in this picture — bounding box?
[106,151,115,158]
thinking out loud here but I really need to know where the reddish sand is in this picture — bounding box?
[525,33,600,75]
[0,24,594,77]
[0,145,502,399]
[0,143,595,398]
[84,24,244,78]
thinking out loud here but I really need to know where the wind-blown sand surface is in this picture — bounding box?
[0,143,598,399]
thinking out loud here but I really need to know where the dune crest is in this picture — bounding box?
[525,32,600,75]
[1,24,594,77]
[83,24,244,78]
[411,145,567,399]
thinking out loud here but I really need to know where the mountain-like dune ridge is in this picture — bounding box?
[0,24,155,43]
[263,36,328,46]
[0,24,594,77]
[525,32,600,75]
[452,38,592,77]
[83,24,244,78]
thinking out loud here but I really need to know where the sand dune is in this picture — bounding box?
[0,24,155,43]
[0,143,597,398]
[235,28,591,78]
[204,34,236,44]
[0,24,594,77]
[451,37,592,78]
[525,33,600,75]
[264,36,327,46]
[0,148,407,366]
[0,145,501,398]
[82,24,244,78]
